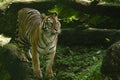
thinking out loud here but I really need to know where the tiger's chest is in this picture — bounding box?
[37,41,56,55]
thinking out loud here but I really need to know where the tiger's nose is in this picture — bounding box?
[54,29,57,33]
[51,29,57,35]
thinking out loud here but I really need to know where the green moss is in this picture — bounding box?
[0,64,10,80]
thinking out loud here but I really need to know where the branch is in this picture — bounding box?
[58,28,120,47]
[70,1,120,19]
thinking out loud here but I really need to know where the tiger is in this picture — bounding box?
[17,8,61,78]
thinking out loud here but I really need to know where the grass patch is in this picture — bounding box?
[46,45,106,80]
[0,37,109,80]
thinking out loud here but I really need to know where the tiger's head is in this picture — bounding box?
[41,14,61,35]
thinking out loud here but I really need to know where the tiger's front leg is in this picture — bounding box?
[32,48,42,78]
[46,51,56,77]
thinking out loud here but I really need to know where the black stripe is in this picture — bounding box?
[21,36,29,44]
[38,42,45,49]
[41,33,48,46]
[49,45,55,51]
[37,48,40,53]
[18,39,25,45]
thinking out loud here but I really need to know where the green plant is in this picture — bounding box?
[48,4,79,23]
[0,0,4,2]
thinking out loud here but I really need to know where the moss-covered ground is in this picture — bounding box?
[0,36,115,80]
[41,45,108,80]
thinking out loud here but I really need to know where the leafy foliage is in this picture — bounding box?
[18,45,106,80]
[0,0,4,2]
[75,60,102,80]
[103,0,120,3]
[0,64,10,80]
[48,46,105,80]
[48,4,79,23]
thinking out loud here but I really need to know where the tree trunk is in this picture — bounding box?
[58,28,120,47]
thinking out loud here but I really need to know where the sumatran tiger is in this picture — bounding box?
[17,8,61,78]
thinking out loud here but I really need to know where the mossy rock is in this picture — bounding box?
[0,44,33,80]
[101,41,120,76]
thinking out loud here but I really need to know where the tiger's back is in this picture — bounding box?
[18,8,42,44]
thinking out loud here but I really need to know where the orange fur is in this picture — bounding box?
[17,8,61,79]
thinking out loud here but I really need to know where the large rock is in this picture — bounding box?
[0,44,32,80]
[101,41,120,77]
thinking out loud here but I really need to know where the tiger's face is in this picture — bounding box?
[42,14,61,35]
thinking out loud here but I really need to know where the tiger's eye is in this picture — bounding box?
[48,18,53,23]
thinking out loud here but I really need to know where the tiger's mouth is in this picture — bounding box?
[43,28,61,35]
[51,29,61,35]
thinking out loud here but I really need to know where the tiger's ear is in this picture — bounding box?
[52,13,57,17]
[41,13,46,19]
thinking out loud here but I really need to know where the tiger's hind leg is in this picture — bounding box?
[17,49,29,62]
[17,37,29,62]
[46,51,56,77]
[24,48,32,60]
[17,33,33,61]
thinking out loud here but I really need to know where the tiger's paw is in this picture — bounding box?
[18,53,29,62]
[46,70,54,77]
[34,70,43,79]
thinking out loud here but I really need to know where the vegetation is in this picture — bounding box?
[53,46,105,80]
[103,0,120,4]
[0,45,107,80]
[0,0,120,80]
